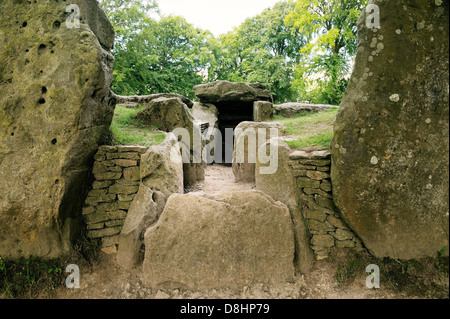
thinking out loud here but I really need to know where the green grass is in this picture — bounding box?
[111,105,338,150]
[110,105,166,147]
[0,257,65,299]
[330,248,449,297]
[272,107,339,150]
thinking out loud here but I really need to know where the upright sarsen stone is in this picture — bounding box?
[331,0,449,260]
[117,134,184,269]
[0,0,115,258]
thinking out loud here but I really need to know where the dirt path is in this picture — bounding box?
[50,250,448,300]
[185,164,256,194]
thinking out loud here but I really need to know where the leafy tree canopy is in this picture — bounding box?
[99,0,368,105]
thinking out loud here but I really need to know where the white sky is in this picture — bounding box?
[157,0,284,36]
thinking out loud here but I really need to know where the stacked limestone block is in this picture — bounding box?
[82,145,148,248]
[289,150,365,260]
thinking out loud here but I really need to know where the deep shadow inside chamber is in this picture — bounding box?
[215,101,254,166]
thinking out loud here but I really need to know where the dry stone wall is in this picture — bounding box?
[82,145,148,249]
[289,150,365,260]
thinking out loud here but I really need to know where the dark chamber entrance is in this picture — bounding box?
[214,101,254,165]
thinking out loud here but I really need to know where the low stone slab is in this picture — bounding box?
[143,191,295,290]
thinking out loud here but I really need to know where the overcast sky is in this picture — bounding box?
[157,0,284,36]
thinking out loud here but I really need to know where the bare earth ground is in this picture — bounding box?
[185,164,257,194]
[49,165,448,300]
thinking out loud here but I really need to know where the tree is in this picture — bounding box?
[144,15,212,99]
[99,0,159,95]
[210,1,306,103]
[285,0,368,104]
[99,0,211,99]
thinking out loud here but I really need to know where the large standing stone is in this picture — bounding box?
[256,139,314,274]
[135,97,195,132]
[136,97,205,186]
[331,0,449,260]
[193,81,273,103]
[117,134,184,269]
[143,191,295,290]
[0,0,115,258]
[232,121,285,182]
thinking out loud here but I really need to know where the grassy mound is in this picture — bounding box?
[273,107,339,150]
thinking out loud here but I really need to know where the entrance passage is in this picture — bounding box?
[185,164,255,194]
[215,101,255,165]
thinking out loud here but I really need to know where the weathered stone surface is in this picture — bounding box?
[117,134,183,269]
[106,152,140,160]
[108,184,139,195]
[93,161,109,174]
[192,102,219,133]
[118,194,135,202]
[194,81,273,103]
[320,180,332,192]
[84,194,116,205]
[297,178,321,189]
[314,195,336,211]
[331,0,449,259]
[135,97,195,132]
[308,220,335,233]
[253,101,274,122]
[143,191,295,290]
[139,134,185,195]
[117,145,148,153]
[85,210,127,225]
[303,188,332,198]
[256,139,314,274]
[306,171,330,181]
[136,97,205,186]
[336,240,355,249]
[112,93,193,109]
[114,159,138,167]
[78,0,115,50]
[274,103,336,118]
[311,235,335,248]
[233,121,285,182]
[88,189,108,197]
[333,229,354,242]
[327,215,350,230]
[88,227,121,239]
[123,166,140,181]
[299,159,330,167]
[0,0,115,258]
[304,209,329,223]
[95,172,122,181]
